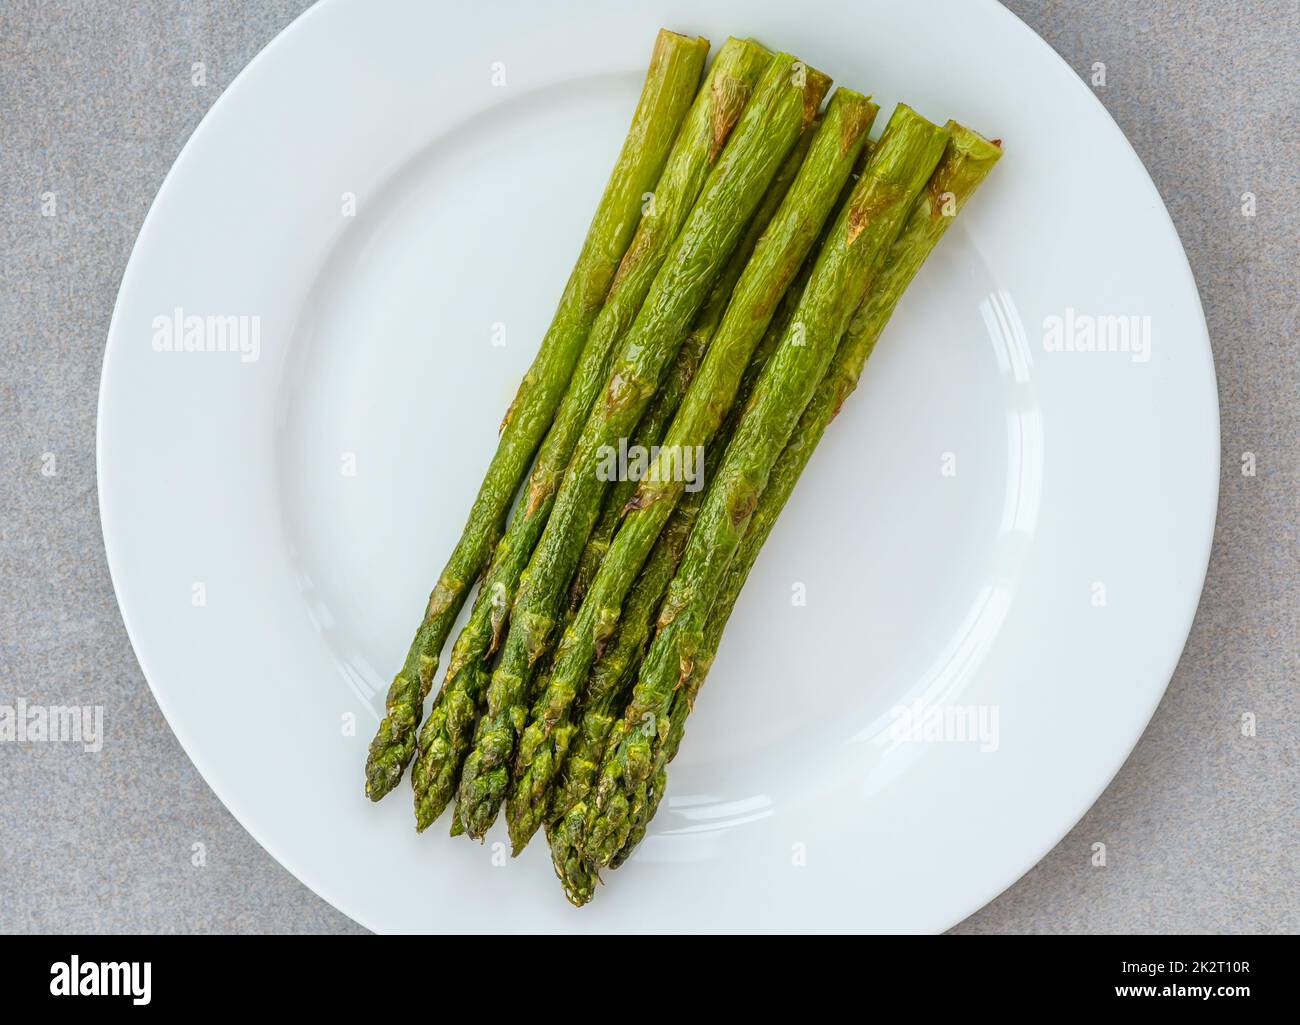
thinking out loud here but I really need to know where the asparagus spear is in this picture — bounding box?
[566,121,818,615]
[455,53,832,839]
[542,283,800,901]
[536,168,843,890]
[535,210,832,894]
[543,482,702,902]
[551,492,701,818]
[568,337,701,613]
[535,130,820,858]
[508,89,877,852]
[583,104,951,866]
[540,234,826,898]
[408,38,770,828]
[613,125,1003,870]
[541,310,785,896]
[364,30,709,800]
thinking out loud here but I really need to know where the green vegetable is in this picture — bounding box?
[540,317,792,892]
[543,304,789,900]
[542,238,814,899]
[541,139,852,895]
[613,123,1002,869]
[408,37,768,827]
[519,125,819,860]
[510,88,877,852]
[364,29,709,800]
[542,482,702,901]
[565,120,817,616]
[583,104,951,866]
[455,53,832,839]
[565,330,703,619]
[525,447,700,845]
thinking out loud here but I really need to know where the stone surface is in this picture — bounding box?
[0,0,1294,933]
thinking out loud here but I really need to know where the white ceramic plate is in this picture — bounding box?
[98,0,1217,932]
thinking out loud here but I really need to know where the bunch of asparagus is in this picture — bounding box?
[364,29,1001,906]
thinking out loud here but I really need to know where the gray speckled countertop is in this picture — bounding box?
[1,0,1295,934]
